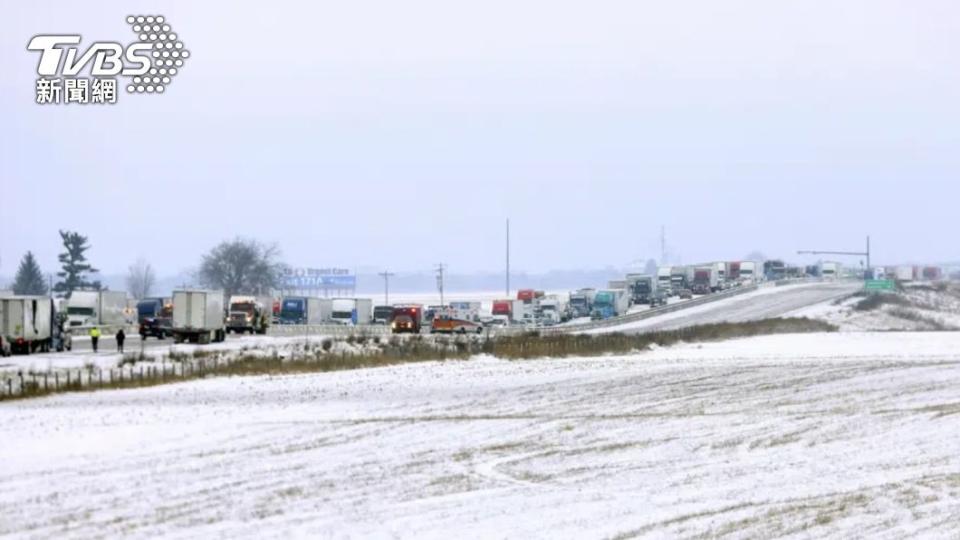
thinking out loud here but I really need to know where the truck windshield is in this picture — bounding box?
[594,293,613,305]
[374,307,393,318]
[332,311,351,319]
[231,303,256,315]
[67,307,95,316]
[137,303,158,317]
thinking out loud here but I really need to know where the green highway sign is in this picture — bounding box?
[864,279,896,291]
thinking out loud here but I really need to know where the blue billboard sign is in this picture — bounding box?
[281,268,356,291]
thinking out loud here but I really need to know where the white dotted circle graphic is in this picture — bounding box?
[127,15,187,96]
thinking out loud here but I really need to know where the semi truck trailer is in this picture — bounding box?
[65,290,128,328]
[331,298,373,325]
[171,289,226,344]
[590,289,629,320]
[278,297,330,325]
[0,295,56,355]
[692,267,718,295]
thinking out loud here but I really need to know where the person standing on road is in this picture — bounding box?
[89,326,101,353]
[116,328,126,353]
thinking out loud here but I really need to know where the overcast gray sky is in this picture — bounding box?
[2,0,958,277]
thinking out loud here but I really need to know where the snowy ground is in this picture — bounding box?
[0,334,346,376]
[3,331,960,538]
[788,283,960,332]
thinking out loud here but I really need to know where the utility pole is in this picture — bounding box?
[435,263,446,306]
[378,270,395,305]
[505,218,510,297]
[661,225,667,265]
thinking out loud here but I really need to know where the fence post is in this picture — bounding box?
[99,369,103,388]
[7,377,12,397]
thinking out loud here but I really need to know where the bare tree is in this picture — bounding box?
[126,258,156,300]
[197,238,283,298]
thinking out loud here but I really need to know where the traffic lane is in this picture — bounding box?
[625,282,859,333]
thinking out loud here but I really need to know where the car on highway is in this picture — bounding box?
[431,315,484,334]
[679,288,693,299]
[0,336,10,357]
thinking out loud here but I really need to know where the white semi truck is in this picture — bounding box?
[171,289,226,344]
[538,296,569,325]
[65,290,128,328]
[820,262,841,280]
[739,261,759,283]
[657,267,673,295]
[0,295,56,355]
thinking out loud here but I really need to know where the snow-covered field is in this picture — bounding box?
[3,331,960,538]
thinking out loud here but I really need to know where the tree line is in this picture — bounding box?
[8,232,285,300]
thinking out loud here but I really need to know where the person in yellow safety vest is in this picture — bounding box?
[89,326,101,353]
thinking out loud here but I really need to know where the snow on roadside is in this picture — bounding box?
[2,331,960,538]
[787,283,960,332]
[0,334,371,376]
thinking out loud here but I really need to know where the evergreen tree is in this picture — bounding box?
[12,252,48,295]
[53,230,100,297]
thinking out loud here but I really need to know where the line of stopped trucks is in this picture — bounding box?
[0,260,947,356]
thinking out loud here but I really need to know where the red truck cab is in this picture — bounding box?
[391,305,423,334]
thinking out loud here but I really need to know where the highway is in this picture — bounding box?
[587,281,860,334]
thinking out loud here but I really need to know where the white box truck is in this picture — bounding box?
[65,290,128,328]
[172,289,226,344]
[894,265,914,282]
[0,296,55,355]
[331,298,373,325]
